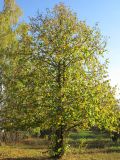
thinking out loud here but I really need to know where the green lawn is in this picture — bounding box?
[0,131,120,160]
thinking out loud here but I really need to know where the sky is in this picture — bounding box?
[0,0,120,94]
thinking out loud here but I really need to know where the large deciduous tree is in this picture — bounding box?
[29,4,119,158]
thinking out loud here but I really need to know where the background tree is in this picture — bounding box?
[0,0,22,128]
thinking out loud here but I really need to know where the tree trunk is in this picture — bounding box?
[51,61,65,159]
[52,126,64,159]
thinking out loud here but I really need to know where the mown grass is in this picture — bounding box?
[0,131,120,160]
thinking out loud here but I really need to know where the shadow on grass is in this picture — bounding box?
[21,146,48,150]
[86,148,120,154]
[2,157,51,160]
[68,138,120,154]
[105,148,120,153]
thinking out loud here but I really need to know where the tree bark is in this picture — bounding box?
[52,125,64,159]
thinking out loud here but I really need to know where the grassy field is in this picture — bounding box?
[0,131,120,160]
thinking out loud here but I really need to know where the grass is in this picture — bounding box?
[0,145,49,160]
[0,131,120,160]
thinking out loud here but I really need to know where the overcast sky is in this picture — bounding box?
[1,0,120,95]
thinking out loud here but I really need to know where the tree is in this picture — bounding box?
[28,4,119,158]
[0,0,22,128]
[1,2,119,159]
